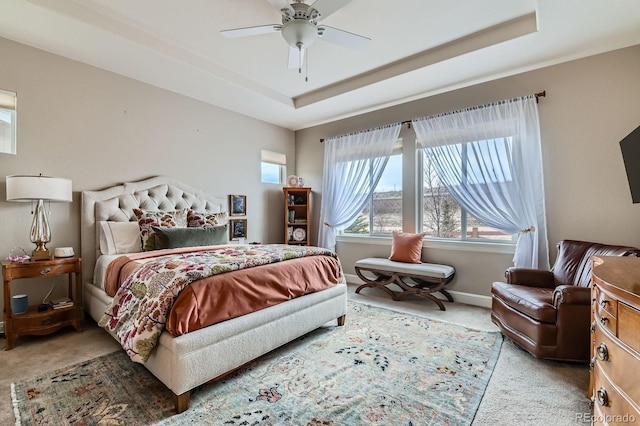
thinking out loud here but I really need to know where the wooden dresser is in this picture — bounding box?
[590,256,640,425]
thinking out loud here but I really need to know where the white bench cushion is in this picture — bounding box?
[355,257,455,279]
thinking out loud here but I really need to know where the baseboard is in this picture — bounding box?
[344,273,492,309]
[444,290,492,309]
[0,320,4,334]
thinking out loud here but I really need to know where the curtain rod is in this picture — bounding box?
[320,90,546,142]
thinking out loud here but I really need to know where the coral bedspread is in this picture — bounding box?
[99,244,343,363]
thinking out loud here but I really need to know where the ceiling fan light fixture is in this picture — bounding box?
[281,19,317,49]
[222,0,367,75]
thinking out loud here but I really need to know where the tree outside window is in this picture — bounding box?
[344,153,402,236]
[420,144,513,242]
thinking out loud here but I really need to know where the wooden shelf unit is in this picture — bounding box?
[284,187,311,246]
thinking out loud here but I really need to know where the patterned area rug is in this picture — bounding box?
[11,302,502,425]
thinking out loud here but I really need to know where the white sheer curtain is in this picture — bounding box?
[318,124,402,251]
[412,96,549,269]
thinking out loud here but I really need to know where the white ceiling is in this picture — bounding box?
[1,0,639,131]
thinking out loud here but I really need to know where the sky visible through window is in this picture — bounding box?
[376,155,402,192]
[0,109,11,123]
[261,162,281,184]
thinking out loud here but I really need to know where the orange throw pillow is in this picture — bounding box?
[389,231,426,263]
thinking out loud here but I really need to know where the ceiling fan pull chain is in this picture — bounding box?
[305,49,309,82]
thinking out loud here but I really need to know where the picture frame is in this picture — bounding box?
[230,219,247,241]
[229,194,247,216]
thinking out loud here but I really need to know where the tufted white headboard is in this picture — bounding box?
[81,176,227,284]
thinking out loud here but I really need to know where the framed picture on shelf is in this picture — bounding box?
[230,219,247,241]
[229,194,246,216]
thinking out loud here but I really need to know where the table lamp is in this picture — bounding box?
[6,174,72,260]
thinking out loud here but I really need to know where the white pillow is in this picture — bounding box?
[99,221,142,255]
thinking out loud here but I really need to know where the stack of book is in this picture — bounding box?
[49,297,73,310]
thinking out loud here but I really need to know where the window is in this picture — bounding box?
[420,140,514,242]
[344,146,403,236]
[261,150,286,184]
[0,89,16,155]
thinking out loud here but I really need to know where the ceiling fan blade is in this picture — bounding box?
[267,0,294,14]
[220,24,281,38]
[318,25,370,49]
[311,0,354,20]
[288,45,306,70]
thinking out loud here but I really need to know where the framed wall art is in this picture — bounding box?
[229,194,246,216]
[230,219,247,241]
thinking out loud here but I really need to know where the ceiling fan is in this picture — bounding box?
[220,0,370,73]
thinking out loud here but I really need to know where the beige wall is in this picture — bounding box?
[296,45,640,299]
[0,36,294,313]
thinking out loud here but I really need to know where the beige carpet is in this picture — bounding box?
[0,284,590,425]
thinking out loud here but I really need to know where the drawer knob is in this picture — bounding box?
[599,316,608,325]
[600,300,609,308]
[590,321,596,333]
[40,268,51,275]
[597,343,609,361]
[596,387,608,407]
[589,358,595,371]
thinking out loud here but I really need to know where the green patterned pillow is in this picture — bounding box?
[152,225,229,249]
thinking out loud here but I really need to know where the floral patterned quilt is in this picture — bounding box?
[99,244,341,363]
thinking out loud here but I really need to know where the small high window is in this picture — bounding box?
[0,89,17,155]
[261,150,286,184]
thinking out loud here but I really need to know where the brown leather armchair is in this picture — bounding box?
[491,240,638,362]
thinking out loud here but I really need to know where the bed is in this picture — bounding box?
[80,176,347,413]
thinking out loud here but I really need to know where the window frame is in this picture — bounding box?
[342,140,403,237]
[417,142,516,244]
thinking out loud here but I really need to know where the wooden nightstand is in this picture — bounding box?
[2,257,83,350]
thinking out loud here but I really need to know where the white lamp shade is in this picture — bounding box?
[6,175,72,202]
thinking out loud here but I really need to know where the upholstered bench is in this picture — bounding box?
[354,258,456,310]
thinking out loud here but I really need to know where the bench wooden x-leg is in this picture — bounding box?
[354,258,455,311]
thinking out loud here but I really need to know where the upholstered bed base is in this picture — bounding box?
[85,282,347,412]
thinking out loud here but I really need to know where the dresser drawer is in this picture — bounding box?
[594,306,618,337]
[618,302,640,355]
[594,284,618,318]
[593,323,640,403]
[591,366,640,425]
[4,260,80,280]
[592,404,639,426]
